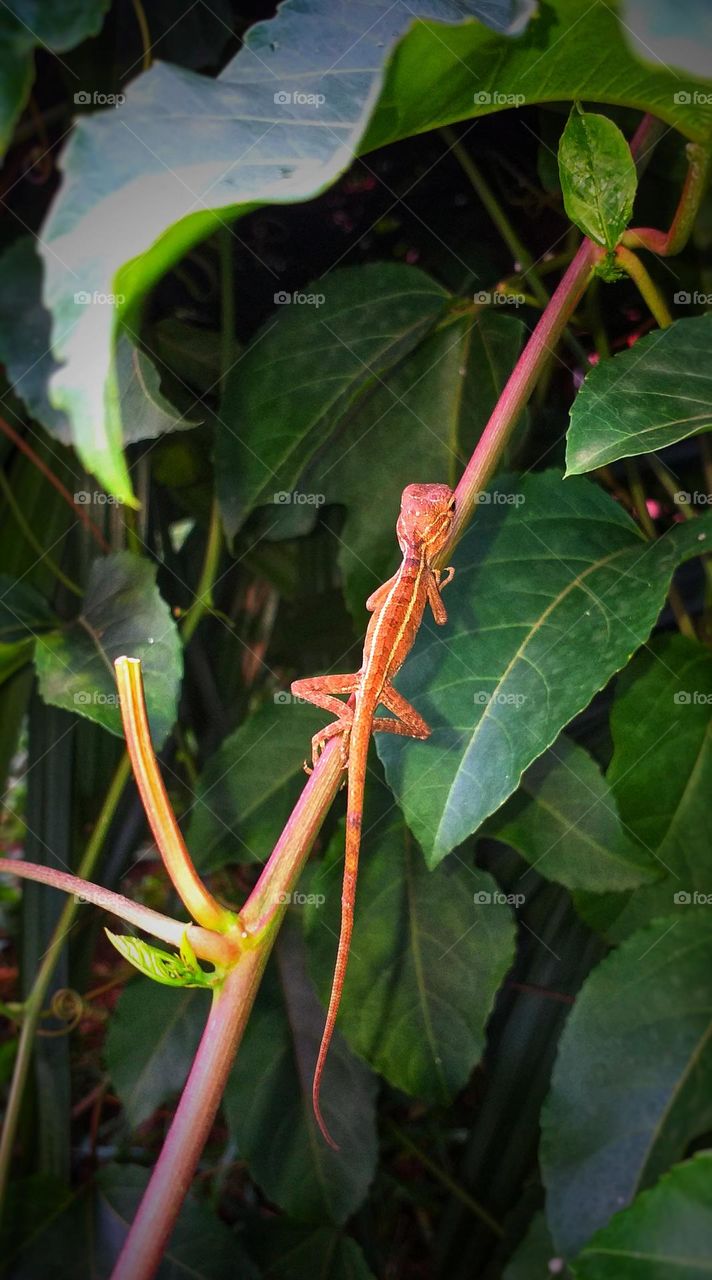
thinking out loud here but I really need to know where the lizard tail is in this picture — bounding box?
[312,712,369,1150]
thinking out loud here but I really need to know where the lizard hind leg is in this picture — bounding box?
[290,673,358,770]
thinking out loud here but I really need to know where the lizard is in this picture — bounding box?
[291,482,456,1148]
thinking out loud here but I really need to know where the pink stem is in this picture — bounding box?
[0,858,235,967]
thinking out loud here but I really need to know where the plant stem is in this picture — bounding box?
[442,127,549,309]
[114,658,236,934]
[626,460,696,639]
[112,948,268,1279]
[0,415,109,552]
[622,140,712,256]
[447,237,601,548]
[615,246,673,328]
[387,1121,503,1237]
[0,752,131,1207]
[0,469,82,597]
[181,500,222,643]
[0,859,234,966]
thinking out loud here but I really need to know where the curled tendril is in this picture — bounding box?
[36,988,84,1037]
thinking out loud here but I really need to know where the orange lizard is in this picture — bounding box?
[292,483,456,1148]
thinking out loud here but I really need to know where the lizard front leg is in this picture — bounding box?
[427,566,454,626]
[290,674,358,767]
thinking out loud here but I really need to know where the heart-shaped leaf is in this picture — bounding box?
[33,551,183,748]
[0,576,57,644]
[541,912,712,1257]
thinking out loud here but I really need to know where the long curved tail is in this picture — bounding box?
[312,708,370,1150]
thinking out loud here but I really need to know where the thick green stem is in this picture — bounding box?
[0,752,131,1206]
[615,246,673,329]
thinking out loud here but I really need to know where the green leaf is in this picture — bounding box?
[245,1220,376,1280]
[379,472,712,867]
[105,930,218,989]
[0,238,196,446]
[294,282,526,616]
[224,927,378,1224]
[33,551,182,749]
[0,1,109,156]
[572,1152,712,1279]
[5,1164,256,1279]
[306,786,516,1102]
[486,735,661,893]
[504,1212,563,1279]
[566,315,712,474]
[557,106,637,250]
[0,575,57,643]
[188,700,328,872]
[39,0,712,503]
[575,635,712,940]
[105,982,205,1127]
[217,263,448,538]
[541,912,712,1258]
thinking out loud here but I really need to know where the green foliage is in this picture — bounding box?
[33,551,183,748]
[105,930,220,989]
[572,1152,712,1278]
[558,106,638,251]
[567,315,712,472]
[2,0,712,1274]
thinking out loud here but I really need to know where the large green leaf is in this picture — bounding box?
[541,913,712,1258]
[305,784,516,1102]
[0,576,57,644]
[224,928,378,1224]
[187,700,327,872]
[378,472,712,867]
[572,1152,712,1279]
[296,289,526,617]
[5,1164,256,1279]
[246,1220,376,1280]
[575,635,712,940]
[33,551,183,749]
[39,0,712,503]
[105,982,206,1127]
[0,1,109,155]
[0,238,196,446]
[486,735,660,893]
[566,316,712,474]
[217,263,449,539]
[504,1212,561,1279]
[557,107,637,250]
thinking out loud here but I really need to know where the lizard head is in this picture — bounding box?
[397,483,456,556]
